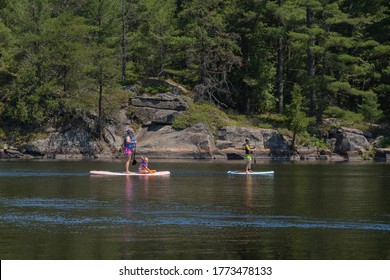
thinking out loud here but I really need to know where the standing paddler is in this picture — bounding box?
[123,128,136,174]
[243,137,256,173]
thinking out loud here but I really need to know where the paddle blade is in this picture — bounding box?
[132,159,137,165]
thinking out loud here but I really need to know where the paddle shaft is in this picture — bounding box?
[132,144,137,165]
[254,140,257,165]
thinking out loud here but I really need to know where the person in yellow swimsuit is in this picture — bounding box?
[243,138,255,173]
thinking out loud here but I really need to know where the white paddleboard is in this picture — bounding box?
[227,171,274,175]
[90,170,170,176]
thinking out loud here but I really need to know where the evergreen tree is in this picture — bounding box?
[132,0,180,77]
[360,0,390,119]
[283,0,386,123]
[0,21,16,88]
[286,83,312,149]
[322,0,385,121]
[123,0,148,80]
[228,0,276,113]
[82,0,121,138]
[40,11,89,93]
[179,0,241,106]
[358,93,383,123]
[0,0,53,127]
[276,0,285,114]
[0,20,17,120]
[121,0,127,83]
[0,0,389,136]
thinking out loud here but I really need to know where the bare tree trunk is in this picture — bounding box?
[276,0,284,114]
[121,0,126,83]
[98,77,103,139]
[291,130,297,150]
[306,5,316,116]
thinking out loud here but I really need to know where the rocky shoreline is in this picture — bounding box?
[1,83,389,162]
[1,125,389,161]
[2,122,389,162]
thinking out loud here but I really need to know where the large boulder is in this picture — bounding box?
[375,148,390,161]
[133,107,157,125]
[23,129,98,158]
[130,92,191,125]
[20,114,114,158]
[217,126,290,158]
[131,93,190,111]
[152,110,180,125]
[135,123,216,159]
[217,126,265,148]
[0,147,24,159]
[332,127,372,155]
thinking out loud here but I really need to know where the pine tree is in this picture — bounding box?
[358,92,383,123]
[276,0,285,114]
[40,11,89,93]
[121,0,127,83]
[135,0,180,77]
[0,0,53,127]
[179,0,241,106]
[228,0,276,113]
[0,21,16,88]
[286,83,313,149]
[83,0,121,139]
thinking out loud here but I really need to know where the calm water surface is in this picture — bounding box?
[0,160,389,259]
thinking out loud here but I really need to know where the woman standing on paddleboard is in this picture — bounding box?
[124,128,136,174]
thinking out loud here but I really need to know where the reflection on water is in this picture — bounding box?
[0,160,389,259]
[244,176,254,208]
[1,197,389,231]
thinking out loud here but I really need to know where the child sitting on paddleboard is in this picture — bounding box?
[243,138,256,173]
[138,156,155,174]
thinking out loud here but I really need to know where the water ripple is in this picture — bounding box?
[1,198,105,209]
[1,210,389,232]
[0,171,86,177]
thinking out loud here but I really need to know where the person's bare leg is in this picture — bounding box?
[125,155,131,173]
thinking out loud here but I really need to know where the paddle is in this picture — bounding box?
[253,140,257,166]
[131,144,137,165]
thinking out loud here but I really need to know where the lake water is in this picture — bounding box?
[0,159,389,260]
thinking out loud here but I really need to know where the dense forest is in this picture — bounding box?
[0,0,389,142]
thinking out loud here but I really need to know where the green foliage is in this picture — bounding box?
[0,127,6,140]
[324,106,365,127]
[358,93,383,123]
[178,0,241,104]
[297,132,331,149]
[0,0,389,138]
[0,21,17,86]
[285,84,314,148]
[173,102,232,133]
[379,137,390,148]
[256,113,287,129]
[286,85,313,132]
[142,85,172,95]
[14,132,49,147]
